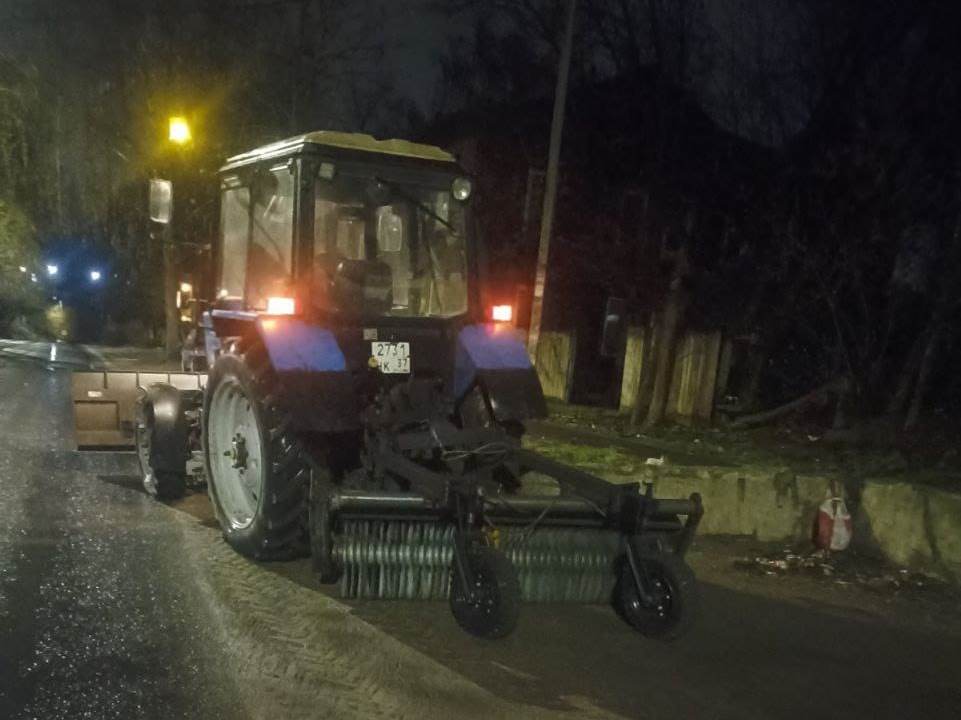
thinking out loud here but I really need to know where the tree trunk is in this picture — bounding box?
[630,318,657,427]
[904,322,946,430]
[901,202,961,427]
[643,245,689,428]
[643,303,681,428]
[713,338,734,405]
[739,341,768,411]
[885,332,923,418]
[627,189,654,428]
[832,384,853,430]
[732,377,848,429]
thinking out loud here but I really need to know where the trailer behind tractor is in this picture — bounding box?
[72,130,704,639]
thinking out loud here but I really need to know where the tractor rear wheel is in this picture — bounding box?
[202,344,308,560]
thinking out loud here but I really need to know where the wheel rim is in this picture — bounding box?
[624,571,675,628]
[453,566,499,619]
[208,376,265,529]
[450,549,518,638]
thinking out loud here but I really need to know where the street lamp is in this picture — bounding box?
[18,265,26,273]
[46,264,59,277]
[168,116,192,145]
[90,269,102,282]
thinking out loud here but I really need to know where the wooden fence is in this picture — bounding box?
[619,327,723,423]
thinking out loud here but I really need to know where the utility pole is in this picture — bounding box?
[527,0,577,363]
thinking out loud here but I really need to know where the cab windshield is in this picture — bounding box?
[313,175,469,318]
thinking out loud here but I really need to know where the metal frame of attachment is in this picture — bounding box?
[326,424,704,590]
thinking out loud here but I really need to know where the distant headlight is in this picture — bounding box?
[452,177,472,201]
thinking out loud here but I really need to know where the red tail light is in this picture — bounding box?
[266,296,296,315]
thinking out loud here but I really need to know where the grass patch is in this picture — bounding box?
[523,435,642,476]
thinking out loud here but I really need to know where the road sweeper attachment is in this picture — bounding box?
[320,431,704,639]
[120,130,704,639]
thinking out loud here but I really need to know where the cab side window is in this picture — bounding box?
[219,185,250,299]
[247,166,295,308]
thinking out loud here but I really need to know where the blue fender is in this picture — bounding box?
[255,317,346,372]
[455,324,547,421]
[254,317,357,432]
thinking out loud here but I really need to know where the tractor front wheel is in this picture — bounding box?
[135,399,186,501]
[202,346,308,560]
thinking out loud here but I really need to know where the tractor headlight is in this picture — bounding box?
[451,177,472,202]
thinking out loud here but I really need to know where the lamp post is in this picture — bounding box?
[160,115,192,358]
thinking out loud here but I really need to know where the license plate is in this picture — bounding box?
[371,341,410,374]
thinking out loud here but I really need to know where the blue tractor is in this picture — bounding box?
[137,131,704,639]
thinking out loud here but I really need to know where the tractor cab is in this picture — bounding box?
[214,131,478,325]
[198,132,511,413]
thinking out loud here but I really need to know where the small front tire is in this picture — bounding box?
[136,402,186,501]
[449,545,520,639]
[615,551,698,640]
[153,471,187,500]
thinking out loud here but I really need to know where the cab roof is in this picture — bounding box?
[221,130,456,171]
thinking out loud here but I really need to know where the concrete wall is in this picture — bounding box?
[855,482,961,581]
[600,465,961,583]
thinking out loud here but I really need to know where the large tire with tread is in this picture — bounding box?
[615,551,698,641]
[202,341,308,560]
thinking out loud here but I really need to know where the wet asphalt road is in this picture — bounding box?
[1,342,961,719]
[0,340,105,370]
[0,348,247,719]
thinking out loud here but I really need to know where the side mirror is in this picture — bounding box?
[149,179,173,224]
